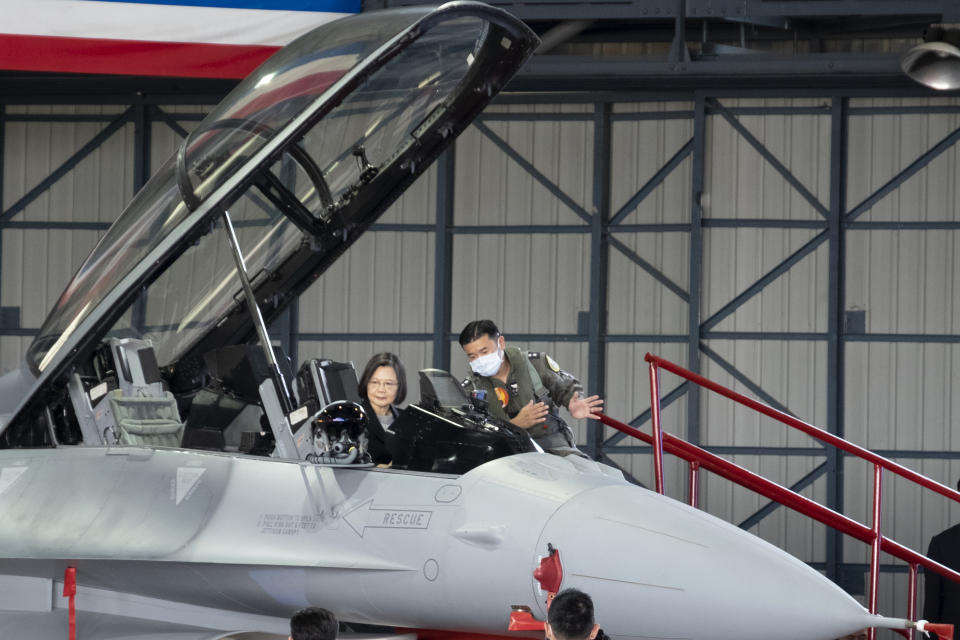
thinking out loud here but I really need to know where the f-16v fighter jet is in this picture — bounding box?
[0,3,939,639]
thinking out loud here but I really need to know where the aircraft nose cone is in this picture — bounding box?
[537,485,870,640]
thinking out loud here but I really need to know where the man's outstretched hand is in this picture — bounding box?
[568,392,603,420]
[512,400,550,428]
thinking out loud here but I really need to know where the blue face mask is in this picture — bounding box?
[470,348,504,377]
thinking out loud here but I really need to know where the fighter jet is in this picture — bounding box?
[0,3,947,639]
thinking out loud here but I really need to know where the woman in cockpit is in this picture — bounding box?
[358,352,407,465]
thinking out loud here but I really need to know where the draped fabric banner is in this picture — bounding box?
[0,0,360,78]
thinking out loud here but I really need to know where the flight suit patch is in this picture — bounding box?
[545,355,561,372]
[495,387,509,408]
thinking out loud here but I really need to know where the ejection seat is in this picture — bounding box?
[108,393,183,446]
[96,338,184,447]
[296,358,362,415]
[182,344,298,453]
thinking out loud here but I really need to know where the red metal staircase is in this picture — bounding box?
[597,353,960,640]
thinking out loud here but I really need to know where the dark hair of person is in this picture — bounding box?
[358,352,407,405]
[290,607,338,640]
[548,589,595,640]
[458,319,500,347]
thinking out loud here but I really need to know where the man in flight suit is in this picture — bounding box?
[458,319,603,455]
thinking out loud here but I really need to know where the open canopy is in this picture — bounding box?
[4,2,537,439]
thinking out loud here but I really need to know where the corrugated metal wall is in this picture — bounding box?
[698,98,832,565]
[843,97,960,615]
[2,105,134,326]
[2,94,960,625]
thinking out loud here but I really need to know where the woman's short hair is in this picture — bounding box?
[358,352,407,405]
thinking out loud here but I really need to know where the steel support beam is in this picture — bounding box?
[846,334,960,343]
[699,342,800,418]
[517,53,908,86]
[738,461,829,530]
[703,218,826,229]
[0,108,132,224]
[703,331,825,341]
[0,329,38,337]
[608,237,690,302]
[472,121,592,223]
[709,98,829,218]
[480,112,595,122]
[669,0,691,64]
[687,94,705,446]
[700,230,828,331]
[4,113,120,122]
[610,138,694,226]
[297,333,434,342]
[825,96,848,584]
[612,223,692,232]
[153,107,192,139]
[385,0,960,22]
[687,0,960,19]
[133,100,150,191]
[848,221,960,230]
[846,123,960,221]
[610,111,695,121]
[605,334,689,342]
[587,103,611,458]
[449,224,588,234]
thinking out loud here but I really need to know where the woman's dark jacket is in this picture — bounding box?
[362,398,399,464]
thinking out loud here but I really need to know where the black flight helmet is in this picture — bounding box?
[314,400,368,444]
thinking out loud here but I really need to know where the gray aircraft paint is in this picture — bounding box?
[1,451,896,638]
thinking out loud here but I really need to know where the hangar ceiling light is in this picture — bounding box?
[902,25,960,90]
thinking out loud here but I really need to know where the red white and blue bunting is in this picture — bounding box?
[0,0,359,78]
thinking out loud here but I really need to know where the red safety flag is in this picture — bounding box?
[62,566,76,640]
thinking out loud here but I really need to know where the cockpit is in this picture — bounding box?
[12,333,537,476]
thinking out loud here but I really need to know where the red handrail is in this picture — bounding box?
[644,353,960,504]
[595,352,960,637]
[596,409,959,581]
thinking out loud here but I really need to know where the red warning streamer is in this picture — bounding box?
[63,566,76,640]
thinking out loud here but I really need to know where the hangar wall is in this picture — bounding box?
[1,92,960,621]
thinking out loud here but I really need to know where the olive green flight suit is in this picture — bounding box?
[463,346,582,454]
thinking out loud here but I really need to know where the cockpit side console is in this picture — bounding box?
[418,368,470,412]
[390,404,537,474]
[382,369,537,474]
